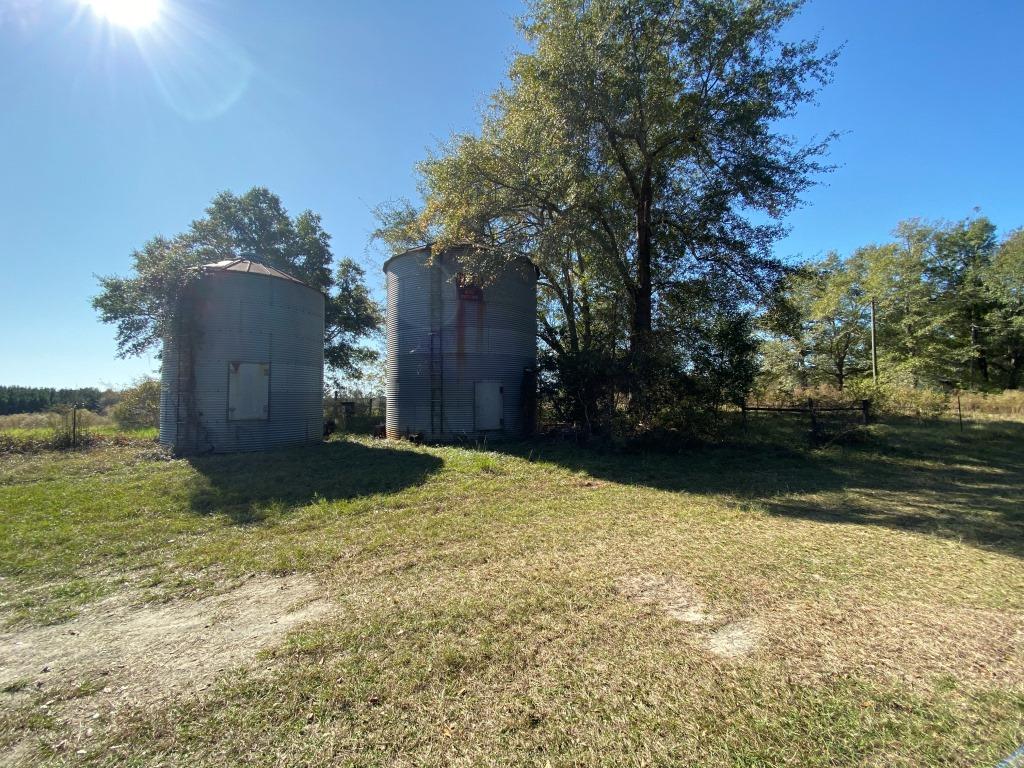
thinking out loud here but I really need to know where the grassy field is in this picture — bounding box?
[0,422,157,455]
[1,418,1022,766]
[0,425,157,441]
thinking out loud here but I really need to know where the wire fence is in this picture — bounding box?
[741,398,872,445]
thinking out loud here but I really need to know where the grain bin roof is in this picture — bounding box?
[382,244,537,274]
[201,259,310,287]
[381,244,433,274]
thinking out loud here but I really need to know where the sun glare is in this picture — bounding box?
[83,0,164,29]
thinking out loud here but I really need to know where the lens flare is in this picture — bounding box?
[75,0,252,122]
[83,0,163,29]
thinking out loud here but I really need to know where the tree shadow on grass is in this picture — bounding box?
[498,418,1024,558]
[187,439,442,525]
[755,419,1024,558]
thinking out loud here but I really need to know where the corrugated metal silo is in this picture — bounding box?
[385,245,537,440]
[160,259,325,454]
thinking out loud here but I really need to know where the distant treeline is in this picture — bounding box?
[0,386,103,415]
[761,217,1024,394]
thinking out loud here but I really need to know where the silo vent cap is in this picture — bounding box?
[201,259,310,287]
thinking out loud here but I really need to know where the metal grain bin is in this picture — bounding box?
[159,259,325,454]
[385,245,537,440]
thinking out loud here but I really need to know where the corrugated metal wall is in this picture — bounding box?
[385,247,537,440]
[159,271,324,454]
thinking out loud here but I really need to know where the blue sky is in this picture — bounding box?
[1,0,1021,389]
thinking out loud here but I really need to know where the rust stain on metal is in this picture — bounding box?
[456,298,466,362]
[455,278,486,365]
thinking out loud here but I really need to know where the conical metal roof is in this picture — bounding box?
[201,259,309,287]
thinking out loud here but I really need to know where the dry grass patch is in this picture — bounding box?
[0,575,332,764]
[765,598,1024,691]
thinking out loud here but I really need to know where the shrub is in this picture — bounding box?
[48,406,99,449]
[748,383,851,409]
[845,381,948,419]
[112,378,161,430]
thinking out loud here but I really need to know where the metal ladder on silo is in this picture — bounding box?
[428,252,443,437]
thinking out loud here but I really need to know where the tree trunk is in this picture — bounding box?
[561,264,579,354]
[576,251,593,350]
[630,167,654,393]
[971,321,989,383]
[1009,351,1023,390]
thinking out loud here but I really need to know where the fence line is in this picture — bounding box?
[741,398,871,443]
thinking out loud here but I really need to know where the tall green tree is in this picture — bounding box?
[983,229,1024,388]
[854,226,951,387]
[929,216,998,385]
[94,187,381,376]
[414,0,836,419]
[768,253,868,391]
[760,215,1023,396]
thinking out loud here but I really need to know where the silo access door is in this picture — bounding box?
[474,381,503,431]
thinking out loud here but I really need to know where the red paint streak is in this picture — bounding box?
[456,299,466,362]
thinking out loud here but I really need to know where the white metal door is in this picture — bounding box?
[474,381,503,430]
[228,362,270,420]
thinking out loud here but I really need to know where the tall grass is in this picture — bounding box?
[0,410,155,453]
[0,410,115,431]
[955,390,1024,418]
[751,384,1024,422]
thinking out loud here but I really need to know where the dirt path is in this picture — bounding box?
[0,575,334,763]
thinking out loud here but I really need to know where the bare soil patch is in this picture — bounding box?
[0,575,333,762]
[619,572,763,659]
[708,619,763,659]
[618,572,717,625]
